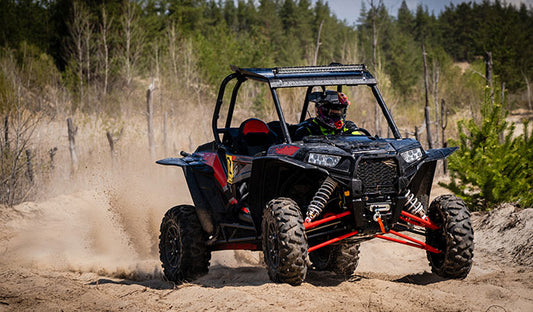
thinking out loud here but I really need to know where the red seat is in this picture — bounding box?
[238,118,275,156]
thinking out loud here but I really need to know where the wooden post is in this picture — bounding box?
[106,130,116,168]
[49,147,58,170]
[525,74,532,111]
[146,83,155,159]
[67,117,78,173]
[422,41,433,149]
[485,51,494,105]
[106,131,114,154]
[25,149,33,184]
[4,115,8,151]
[106,129,122,166]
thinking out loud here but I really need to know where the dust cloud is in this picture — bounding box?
[0,163,190,280]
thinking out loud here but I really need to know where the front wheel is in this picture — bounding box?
[262,197,308,285]
[426,195,474,279]
[159,205,211,283]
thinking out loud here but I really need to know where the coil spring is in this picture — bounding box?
[306,176,338,222]
[405,189,427,219]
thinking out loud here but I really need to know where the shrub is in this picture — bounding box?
[441,100,533,210]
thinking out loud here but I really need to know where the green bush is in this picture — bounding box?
[441,100,533,210]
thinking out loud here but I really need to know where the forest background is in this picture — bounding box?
[0,0,532,209]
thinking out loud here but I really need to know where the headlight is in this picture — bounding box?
[401,148,423,163]
[307,153,341,167]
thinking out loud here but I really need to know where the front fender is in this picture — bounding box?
[423,147,458,162]
[407,146,458,210]
[248,156,328,233]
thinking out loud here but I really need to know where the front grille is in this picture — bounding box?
[356,158,398,194]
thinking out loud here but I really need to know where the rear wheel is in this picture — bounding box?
[309,246,334,271]
[159,205,211,283]
[329,242,360,276]
[426,195,474,279]
[262,197,308,285]
[309,243,360,277]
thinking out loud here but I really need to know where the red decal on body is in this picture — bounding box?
[201,153,227,188]
[269,145,300,156]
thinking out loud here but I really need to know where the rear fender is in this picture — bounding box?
[156,153,229,235]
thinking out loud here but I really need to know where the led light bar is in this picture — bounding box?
[274,64,366,75]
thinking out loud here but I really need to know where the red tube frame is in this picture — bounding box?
[308,231,359,252]
[304,210,442,254]
[304,211,351,230]
[400,210,439,230]
[375,230,441,253]
[374,217,441,254]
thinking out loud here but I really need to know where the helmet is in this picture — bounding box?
[309,90,351,130]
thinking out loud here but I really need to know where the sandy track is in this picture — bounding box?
[1,188,532,312]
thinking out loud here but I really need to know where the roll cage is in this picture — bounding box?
[212,63,402,147]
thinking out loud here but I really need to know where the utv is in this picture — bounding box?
[157,64,474,285]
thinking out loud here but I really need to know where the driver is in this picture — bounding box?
[293,90,364,140]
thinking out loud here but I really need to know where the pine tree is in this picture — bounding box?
[442,98,533,210]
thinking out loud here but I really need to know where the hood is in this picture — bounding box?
[299,135,422,156]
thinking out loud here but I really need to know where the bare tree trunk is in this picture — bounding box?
[371,0,377,69]
[68,2,91,109]
[313,20,324,66]
[433,62,440,147]
[84,16,91,110]
[147,83,155,159]
[163,112,168,156]
[441,99,448,174]
[124,3,132,87]
[422,41,433,149]
[76,11,84,107]
[122,1,144,89]
[67,118,78,174]
[100,6,111,97]
[370,1,381,136]
[168,22,179,80]
[485,51,494,105]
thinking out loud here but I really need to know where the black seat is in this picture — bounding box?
[267,121,298,143]
[238,118,276,156]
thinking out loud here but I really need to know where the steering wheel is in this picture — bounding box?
[355,127,372,136]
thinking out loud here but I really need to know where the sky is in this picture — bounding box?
[325,0,533,25]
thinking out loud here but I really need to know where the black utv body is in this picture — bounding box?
[157,64,474,285]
